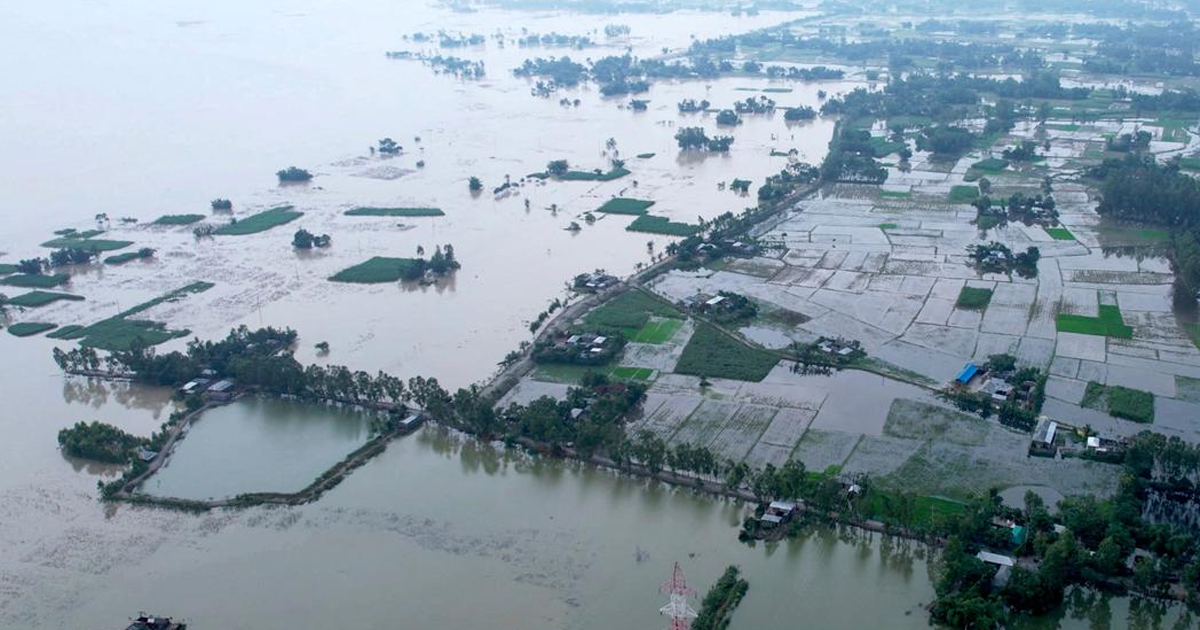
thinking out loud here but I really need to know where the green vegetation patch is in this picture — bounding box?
[153,214,206,225]
[0,264,17,275]
[7,322,57,337]
[869,136,906,157]
[584,290,682,337]
[345,207,444,217]
[46,325,84,339]
[1045,123,1081,132]
[214,206,303,236]
[674,322,778,382]
[1182,157,1200,172]
[56,282,213,351]
[609,366,655,381]
[860,489,968,530]
[878,222,898,229]
[595,197,655,215]
[969,157,1009,174]
[1056,304,1133,339]
[878,190,910,199]
[560,167,630,181]
[1,273,69,289]
[626,215,700,236]
[40,237,133,252]
[1186,322,1200,353]
[104,252,146,265]
[1082,381,1155,423]
[329,257,422,283]
[947,185,980,203]
[58,421,148,463]
[636,153,656,159]
[955,286,993,311]
[7,291,84,308]
[1044,227,1076,241]
[631,318,683,343]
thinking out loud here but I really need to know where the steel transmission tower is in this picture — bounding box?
[659,562,698,630]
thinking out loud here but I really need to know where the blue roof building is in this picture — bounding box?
[956,363,980,385]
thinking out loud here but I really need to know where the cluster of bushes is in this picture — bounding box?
[58,421,149,463]
[674,127,734,152]
[292,229,331,249]
[966,242,1040,278]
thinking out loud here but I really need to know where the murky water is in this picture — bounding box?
[142,396,374,500]
[0,1,1196,628]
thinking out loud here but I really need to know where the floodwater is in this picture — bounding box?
[0,1,1195,628]
[142,396,374,500]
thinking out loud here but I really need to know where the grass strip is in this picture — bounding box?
[596,197,655,215]
[345,207,444,217]
[626,215,699,236]
[40,237,133,252]
[7,291,84,308]
[7,322,57,337]
[1056,304,1132,339]
[329,257,422,283]
[215,206,303,236]
[1,274,70,288]
[1044,227,1075,241]
[153,214,206,225]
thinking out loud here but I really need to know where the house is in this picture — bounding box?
[206,379,236,401]
[976,551,1015,567]
[955,363,980,386]
[137,448,158,463]
[705,295,726,307]
[178,378,210,395]
[398,413,423,431]
[981,377,1011,402]
[1030,416,1059,456]
[760,500,798,527]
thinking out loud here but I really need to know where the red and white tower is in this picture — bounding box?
[659,562,698,630]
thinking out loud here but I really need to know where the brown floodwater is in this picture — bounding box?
[0,1,1193,628]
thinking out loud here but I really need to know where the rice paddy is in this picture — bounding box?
[1056,304,1133,339]
[955,287,993,311]
[153,214,206,225]
[595,198,656,215]
[674,322,778,382]
[583,289,682,336]
[1,274,70,289]
[626,215,700,236]
[6,291,84,308]
[631,318,683,343]
[329,257,422,283]
[39,237,133,252]
[54,282,213,351]
[214,206,303,235]
[1044,227,1076,241]
[1081,381,1155,423]
[345,207,445,217]
[947,185,980,203]
[6,322,57,337]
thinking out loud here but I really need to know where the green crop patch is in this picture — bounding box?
[674,322,778,382]
[560,167,630,181]
[627,215,699,236]
[345,207,444,217]
[7,291,84,308]
[1081,381,1154,423]
[1044,227,1075,241]
[609,366,655,381]
[969,158,1009,174]
[46,325,84,339]
[584,290,682,336]
[104,252,148,265]
[1044,123,1080,132]
[7,322,57,337]
[215,206,303,235]
[40,237,133,252]
[596,198,655,215]
[329,257,423,283]
[1056,304,1133,339]
[153,214,206,225]
[56,282,213,351]
[878,222,898,229]
[878,190,910,199]
[631,318,683,343]
[948,185,980,203]
[955,287,993,311]
[1182,157,1200,171]
[0,264,17,275]
[1,273,69,289]
[636,153,656,159]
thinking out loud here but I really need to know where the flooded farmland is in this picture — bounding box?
[4,0,1200,628]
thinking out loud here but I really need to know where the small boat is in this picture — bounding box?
[125,614,186,630]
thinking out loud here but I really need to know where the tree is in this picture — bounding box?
[17,258,44,275]
[378,138,402,155]
[211,198,233,210]
[547,159,570,177]
[978,177,992,195]
[293,229,331,249]
[276,166,313,182]
[716,109,741,125]
[468,176,483,191]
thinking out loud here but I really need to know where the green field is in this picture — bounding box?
[969,158,1009,174]
[345,207,445,217]
[560,167,630,181]
[1187,322,1200,352]
[609,366,655,381]
[46,325,84,339]
[584,290,682,336]
[153,214,206,225]
[878,191,910,199]
[1044,123,1081,132]
[860,488,968,530]
[55,282,213,351]
[1056,304,1133,339]
[104,251,148,265]
[40,237,133,252]
[215,206,303,235]
[878,222,898,229]
[869,136,906,158]
[948,185,980,203]
[955,287,993,310]
[626,215,700,236]
[1082,381,1155,423]
[631,318,683,343]
[1,273,69,289]
[7,322,57,337]
[329,257,422,283]
[7,291,84,307]
[1182,157,1200,171]
[0,264,17,275]
[1044,227,1076,241]
[674,322,778,382]
[596,198,656,215]
[636,153,656,159]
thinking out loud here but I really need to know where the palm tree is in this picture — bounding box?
[416,245,425,258]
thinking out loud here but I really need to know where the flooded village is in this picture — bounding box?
[3,0,1200,628]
